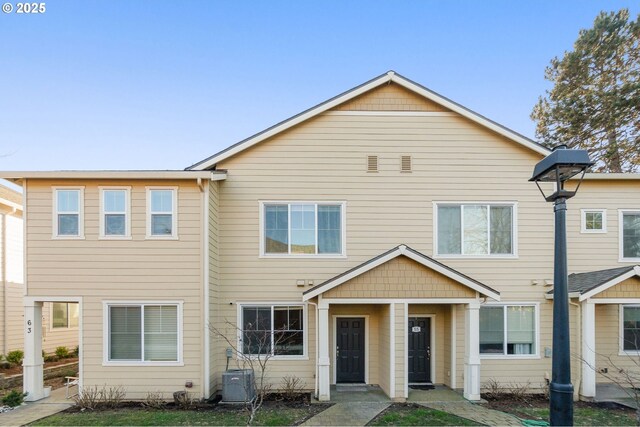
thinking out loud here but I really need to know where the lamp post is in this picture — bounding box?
[530,145,593,426]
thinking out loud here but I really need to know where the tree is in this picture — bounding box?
[531,9,640,172]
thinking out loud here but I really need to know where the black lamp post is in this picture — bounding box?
[530,145,593,426]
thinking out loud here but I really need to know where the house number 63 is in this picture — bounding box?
[27,319,32,334]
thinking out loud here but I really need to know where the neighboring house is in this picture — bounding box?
[2,71,639,403]
[0,183,79,356]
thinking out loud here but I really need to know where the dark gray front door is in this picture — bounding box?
[408,317,431,383]
[336,317,365,383]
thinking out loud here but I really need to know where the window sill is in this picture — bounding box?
[145,235,179,241]
[260,254,347,259]
[619,258,640,263]
[51,326,79,331]
[99,236,133,240]
[480,354,540,360]
[240,356,308,361]
[102,361,184,367]
[580,230,607,234]
[619,351,640,356]
[435,254,518,260]
[52,236,85,240]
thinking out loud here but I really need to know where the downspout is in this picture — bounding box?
[2,212,7,355]
[307,300,319,399]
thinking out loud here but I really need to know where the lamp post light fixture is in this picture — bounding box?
[530,145,594,426]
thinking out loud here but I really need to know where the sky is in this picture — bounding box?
[1,0,639,173]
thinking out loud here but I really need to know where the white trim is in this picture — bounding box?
[1,171,222,180]
[619,210,640,262]
[98,187,131,240]
[23,180,28,296]
[433,201,518,259]
[404,303,409,398]
[450,305,457,389]
[52,187,84,239]
[321,298,480,305]
[324,111,458,117]
[590,298,640,304]
[145,187,179,240]
[303,245,500,301]
[579,267,640,301]
[389,303,395,398]
[332,315,369,384]
[189,71,549,170]
[619,304,640,355]
[236,303,308,361]
[581,209,607,234]
[583,173,640,181]
[479,302,540,360]
[406,313,436,386]
[102,300,184,367]
[259,201,347,258]
[202,181,210,398]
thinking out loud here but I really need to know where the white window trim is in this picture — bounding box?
[102,300,184,367]
[479,302,540,360]
[145,187,178,240]
[433,201,518,259]
[619,210,640,263]
[50,302,79,331]
[259,201,347,258]
[581,209,607,234]
[99,187,132,240]
[619,304,640,355]
[52,186,85,239]
[236,302,308,361]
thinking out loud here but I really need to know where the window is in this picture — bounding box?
[107,303,180,363]
[240,305,304,357]
[581,209,606,233]
[436,203,515,257]
[147,188,177,238]
[100,188,130,238]
[620,211,640,261]
[53,188,83,238]
[52,303,79,329]
[262,202,345,256]
[622,306,640,352]
[480,305,536,357]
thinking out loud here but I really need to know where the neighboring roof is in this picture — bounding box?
[547,265,640,301]
[187,70,551,170]
[302,244,500,301]
[0,170,226,180]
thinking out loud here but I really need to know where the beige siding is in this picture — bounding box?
[378,304,391,396]
[443,306,452,387]
[208,181,221,395]
[333,82,449,112]
[594,304,635,383]
[25,179,204,399]
[593,277,640,299]
[323,256,476,299]
[393,303,405,400]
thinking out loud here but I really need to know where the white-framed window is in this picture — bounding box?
[104,301,182,365]
[99,187,131,239]
[620,210,640,262]
[434,202,517,258]
[621,305,640,354]
[238,304,306,358]
[52,187,84,239]
[479,304,538,358]
[51,302,79,329]
[146,187,178,239]
[260,202,346,257]
[581,209,607,233]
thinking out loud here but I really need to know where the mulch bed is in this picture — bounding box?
[0,357,78,377]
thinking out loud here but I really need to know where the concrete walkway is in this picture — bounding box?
[0,387,74,426]
[302,402,390,426]
[596,383,638,409]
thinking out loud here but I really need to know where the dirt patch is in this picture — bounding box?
[0,357,78,377]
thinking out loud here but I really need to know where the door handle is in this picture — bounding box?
[427,346,431,358]
[336,346,339,357]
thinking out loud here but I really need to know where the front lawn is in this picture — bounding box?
[368,403,481,426]
[501,404,637,426]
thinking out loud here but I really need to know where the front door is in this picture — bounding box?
[408,317,431,383]
[336,317,365,383]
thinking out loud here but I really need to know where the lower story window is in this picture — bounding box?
[622,305,640,352]
[241,305,304,356]
[108,303,179,363]
[480,305,536,356]
[52,302,79,329]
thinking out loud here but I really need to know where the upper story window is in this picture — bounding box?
[53,187,84,239]
[480,304,537,358]
[621,211,640,262]
[581,209,606,233]
[100,188,130,239]
[435,203,516,257]
[52,302,79,329]
[261,202,345,257]
[147,188,177,239]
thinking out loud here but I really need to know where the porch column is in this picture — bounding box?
[317,302,330,401]
[23,301,45,401]
[464,301,481,401]
[581,300,596,399]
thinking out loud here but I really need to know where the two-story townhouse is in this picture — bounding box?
[3,71,640,403]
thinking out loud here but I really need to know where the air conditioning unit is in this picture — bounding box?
[222,369,255,403]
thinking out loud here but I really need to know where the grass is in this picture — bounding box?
[368,404,482,426]
[31,406,314,426]
[508,405,637,426]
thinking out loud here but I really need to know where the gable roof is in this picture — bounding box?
[302,244,500,301]
[187,71,551,170]
[547,265,640,301]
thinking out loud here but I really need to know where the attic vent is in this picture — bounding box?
[367,155,378,172]
[401,155,412,172]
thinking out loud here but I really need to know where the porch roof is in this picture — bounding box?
[546,265,640,301]
[302,244,500,301]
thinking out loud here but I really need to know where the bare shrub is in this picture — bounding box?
[74,385,101,410]
[99,385,125,409]
[141,391,166,409]
[74,385,125,410]
[481,378,503,400]
[280,376,305,401]
[508,380,531,402]
[173,390,194,409]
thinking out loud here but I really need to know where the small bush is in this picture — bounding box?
[509,380,531,402]
[55,346,70,359]
[74,385,125,410]
[44,354,59,363]
[141,391,166,409]
[280,376,305,401]
[173,390,194,409]
[482,378,503,400]
[6,350,24,366]
[72,345,79,357]
[75,386,100,410]
[2,390,26,407]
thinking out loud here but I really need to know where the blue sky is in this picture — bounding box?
[1,0,638,171]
